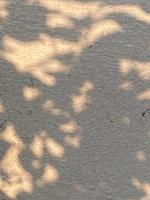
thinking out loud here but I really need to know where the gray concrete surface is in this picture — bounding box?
[0,0,150,200]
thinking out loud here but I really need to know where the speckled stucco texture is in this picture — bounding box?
[0,0,150,200]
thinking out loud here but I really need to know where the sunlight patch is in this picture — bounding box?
[72,81,94,113]
[137,89,150,100]
[23,87,40,101]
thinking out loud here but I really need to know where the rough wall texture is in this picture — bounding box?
[0,0,150,200]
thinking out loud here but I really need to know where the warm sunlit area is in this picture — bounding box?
[0,0,150,199]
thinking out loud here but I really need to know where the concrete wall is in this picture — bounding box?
[0,1,150,199]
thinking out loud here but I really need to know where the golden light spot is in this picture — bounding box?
[95,5,150,24]
[80,20,122,46]
[0,124,32,199]
[132,178,142,190]
[2,35,78,86]
[39,130,47,138]
[136,151,146,161]
[80,80,94,93]
[52,108,62,116]
[23,87,40,101]
[32,160,41,169]
[36,165,58,186]
[137,89,150,100]
[3,34,77,64]
[43,100,70,118]
[60,121,78,133]
[39,0,99,19]
[72,95,88,113]
[72,81,94,113]
[0,100,5,113]
[118,81,133,91]
[132,178,150,196]
[0,123,24,147]
[46,13,74,29]
[43,100,54,110]
[119,59,150,80]
[122,116,130,125]
[116,5,150,23]
[30,135,44,158]
[64,135,80,148]
[144,184,150,195]
[46,137,64,158]
[0,0,8,19]
[43,100,70,117]
[120,59,136,75]
[43,100,61,115]
[42,59,70,74]
[32,70,56,86]
[3,1,150,198]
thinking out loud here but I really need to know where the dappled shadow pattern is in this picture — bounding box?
[0,0,150,199]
